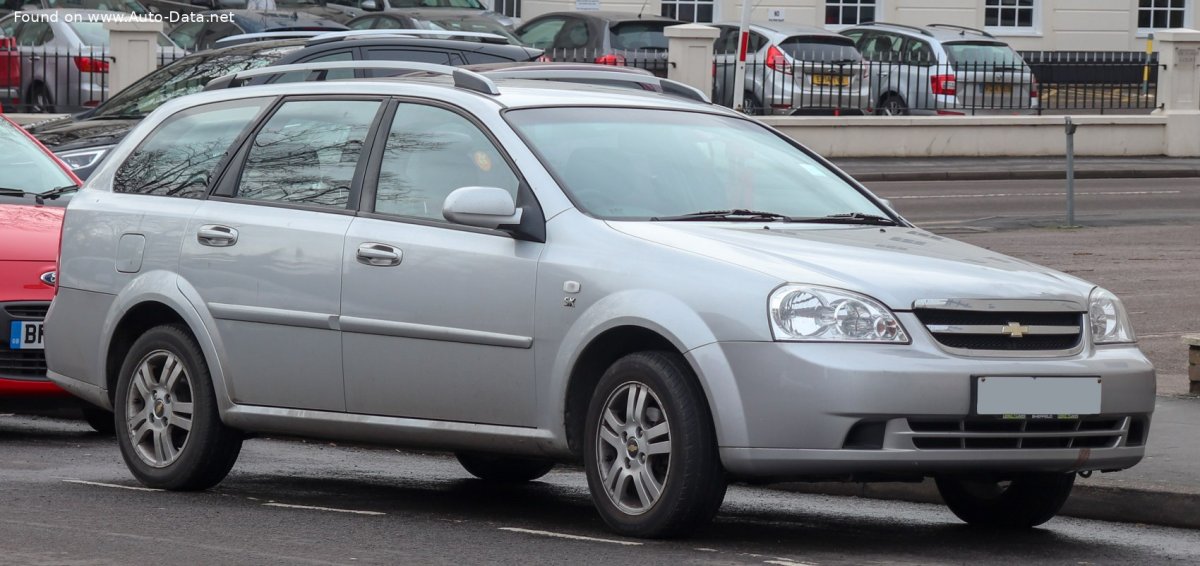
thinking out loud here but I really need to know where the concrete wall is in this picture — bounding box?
[760,115,1169,157]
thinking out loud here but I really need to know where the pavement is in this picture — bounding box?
[832,156,1200,182]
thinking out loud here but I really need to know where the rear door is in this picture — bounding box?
[180,96,384,412]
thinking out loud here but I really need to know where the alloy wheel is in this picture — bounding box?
[595,381,672,515]
[125,350,194,468]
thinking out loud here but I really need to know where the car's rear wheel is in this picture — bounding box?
[878,94,909,116]
[455,452,556,482]
[583,351,726,539]
[936,472,1076,528]
[79,403,114,434]
[27,83,55,113]
[115,324,242,491]
[741,91,764,116]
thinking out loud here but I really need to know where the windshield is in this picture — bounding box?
[68,21,174,47]
[505,108,886,221]
[95,45,300,118]
[426,17,522,44]
[47,0,148,12]
[609,22,671,51]
[943,41,1026,68]
[0,119,75,193]
[779,36,861,62]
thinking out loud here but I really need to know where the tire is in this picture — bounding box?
[583,351,726,539]
[456,452,556,483]
[79,403,114,435]
[878,94,908,116]
[114,323,242,491]
[741,90,764,116]
[936,473,1076,528]
[26,84,55,113]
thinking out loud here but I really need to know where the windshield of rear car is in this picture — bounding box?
[68,21,174,47]
[942,41,1026,68]
[779,35,860,62]
[94,45,300,118]
[47,0,148,13]
[388,0,485,8]
[505,107,886,221]
[426,17,523,44]
[0,119,76,193]
[609,22,671,51]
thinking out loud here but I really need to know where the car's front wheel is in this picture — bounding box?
[114,324,242,491]
[583,351,726,539]
[936,472,1076,528]
[456,452,556,482]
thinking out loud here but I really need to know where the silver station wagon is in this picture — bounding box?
[45,64,1154,538]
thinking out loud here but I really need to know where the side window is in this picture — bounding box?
[272,50,355,83]
[902,38,934,65]
[374,104,519,221]
[747,32,768,53]
[517,17,566,49]
[557,18,590,49]
[861,32,900,62]
[168,21,205,51]
[714,27,737,53]
[1,17,17,38]
[200,22,239,51]
[364,48,453,75]
[114,98,269,198]
[15,21,51,46]
[348,17,377,30]
[235,99,381,208]
[842,30,865,46]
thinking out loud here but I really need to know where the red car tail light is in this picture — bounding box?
[594,53,625,66]
[766,45,792,75]
[535,54,552,63]
[73,56,109,73]
[1030,76,1040,99]
[931,74,957,96]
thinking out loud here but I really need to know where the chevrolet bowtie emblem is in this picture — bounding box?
[1001,322,1030,338]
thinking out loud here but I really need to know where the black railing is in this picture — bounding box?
[544,48,670,79]
[0,46,183,114]
[712,51,1160,116]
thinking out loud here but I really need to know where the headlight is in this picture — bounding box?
[55,146,111,171]
[1088,287,1135,344]
[769,285,909,343]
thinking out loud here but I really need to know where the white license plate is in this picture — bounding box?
[8,321,44,350]
[976,376,1101,416]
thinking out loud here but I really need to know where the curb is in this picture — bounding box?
[846,168,1200,183]
[771,479,1200,531]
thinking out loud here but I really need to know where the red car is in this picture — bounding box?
[0,113,111,432]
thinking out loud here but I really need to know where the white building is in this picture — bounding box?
[514,0,1188,51]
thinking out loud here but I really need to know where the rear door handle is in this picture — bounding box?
[356,243,402,267]
[197,225,238,247]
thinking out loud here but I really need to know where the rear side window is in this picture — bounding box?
[609,22,670,51]
[943,41,1026,68]
[778,36,861,62]
[234,99,381,208]
[114,98,269,198]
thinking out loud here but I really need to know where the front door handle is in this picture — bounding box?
[356,243,402,267]
[197,225,238,247]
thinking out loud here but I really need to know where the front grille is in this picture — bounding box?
[914,308,1083,352]
[0,349,48,379]
[4,303,50,319]
[908,417,1126,450]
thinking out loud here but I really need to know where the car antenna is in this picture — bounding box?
[637,0,649,19]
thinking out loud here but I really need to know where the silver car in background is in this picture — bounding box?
[842,22,1039,116]
[1,9,183,112]
[45,64,1153,539]
[714,22,869,116]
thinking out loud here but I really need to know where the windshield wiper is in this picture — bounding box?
[0,185,79,204]
[652,209,793,222]
[40,185,81,199]
[789,212,898,226]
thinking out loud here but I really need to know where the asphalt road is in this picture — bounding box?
[2,414,1198,566]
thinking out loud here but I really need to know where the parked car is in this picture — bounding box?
[0,112,112,432]
[0,34,17,107]
[10,0,149,14]
[30,38,305,179]
[346,9,523,45]
[841,22,1038,115]
[457,61,709,102]
[712,22,869,116]
[168,10,346,52]
[48,62,1153,538]
[0,9,184,112]
[514,11,680,77]
[348,0,518,28]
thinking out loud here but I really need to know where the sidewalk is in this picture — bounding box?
[832,156,1200,182]
[773,395,1200,530]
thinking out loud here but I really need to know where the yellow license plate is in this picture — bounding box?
[812,74,849,87]
[983,83,1010,95]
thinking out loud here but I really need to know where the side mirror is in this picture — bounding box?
[360,0,382,10]
[443,186,522,229]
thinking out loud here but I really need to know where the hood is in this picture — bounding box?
[32,118,137,151]
[610,222,1094,310]
[0,203,64,262]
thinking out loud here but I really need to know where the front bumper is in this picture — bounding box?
[689,326,1155,480]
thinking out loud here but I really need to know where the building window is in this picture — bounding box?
[660,0,714,23]
[825,0,877,26]
[985,0,1036,29]
[1138,0,1187,29]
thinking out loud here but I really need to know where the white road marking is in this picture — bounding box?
[262,502,385,516]
[62,479,162,492]
[498,527,643,546]
[694,547,719,552]
[764,560,817,566]
[890,190,1181,200]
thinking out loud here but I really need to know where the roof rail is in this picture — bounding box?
[926,23,995,38]
[481,68,710,103]
[202,60,499,95]
[214,31,329,46]
[855,21,933,37]
[307,29,510,46]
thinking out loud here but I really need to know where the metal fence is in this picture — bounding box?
[543,48,670,78]
[707,50,1160,116]
[0,46,182,114]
